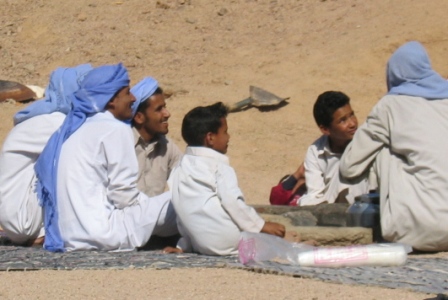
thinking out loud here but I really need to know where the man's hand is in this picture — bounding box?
[261,221,286,237]
[162,246,183,254]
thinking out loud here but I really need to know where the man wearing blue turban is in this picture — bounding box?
[39,64,177,251]
[0,64,92,245]
[130,77,182,198]
[340,41,448,251]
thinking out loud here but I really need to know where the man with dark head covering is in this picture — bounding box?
[130,77,182,197]
[37,63,177,252]
[0,64,92,246]
[340,41,448,251]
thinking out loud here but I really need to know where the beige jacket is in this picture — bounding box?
[133,127,182,197]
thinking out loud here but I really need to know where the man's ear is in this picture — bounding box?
[105,98,116,111]
[133,111,145,126]
[319,125,331,136]
[204,132,214,148]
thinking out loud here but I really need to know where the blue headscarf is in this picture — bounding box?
[13,64,93,125]
[387,41,448,99]
[130,77,159,117]
[34,63,130,252]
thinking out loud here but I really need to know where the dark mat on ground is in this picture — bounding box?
[0,243,446,295]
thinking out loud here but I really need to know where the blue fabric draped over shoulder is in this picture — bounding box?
[130,77,159,117]
[13,64,93,125]
[34,63,130,252]
[387,41,448,99]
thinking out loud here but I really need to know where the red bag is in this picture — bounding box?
[269,183,301,206]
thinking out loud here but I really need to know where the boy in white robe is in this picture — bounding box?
[270,91,370,206]
[166,102,285,255]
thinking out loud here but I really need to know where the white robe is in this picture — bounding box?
[168,147,265,256]
[299,135,370,206]
[0,112,65,243]
[340,95,448,251]
[57,111,177,251]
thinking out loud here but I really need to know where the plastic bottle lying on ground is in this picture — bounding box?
[238,232,412,267]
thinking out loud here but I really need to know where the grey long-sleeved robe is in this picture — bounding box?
[340,94,448,251]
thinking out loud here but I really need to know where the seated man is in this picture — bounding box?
[35,63,177,252]
[0,64,92,245]
[167,102,285,256]
[340,41,448,252]
[270,91,371,206]
[130,77,182,197]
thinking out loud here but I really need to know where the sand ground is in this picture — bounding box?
[1,0,447,298]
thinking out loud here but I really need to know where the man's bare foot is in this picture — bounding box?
[30,236,44,247]
[163,246,183,254]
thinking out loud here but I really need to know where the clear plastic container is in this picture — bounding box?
[346,193,382,241]
[238,232,411,267]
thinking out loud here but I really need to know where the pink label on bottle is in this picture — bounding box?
[313,246,368,265]
[238,238,256,265]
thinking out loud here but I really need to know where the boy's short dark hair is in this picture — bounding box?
[182,102,229,146]
[313,91,350,128]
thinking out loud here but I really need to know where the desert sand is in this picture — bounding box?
[1,0,447,298]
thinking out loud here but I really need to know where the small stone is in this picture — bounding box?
[156,1,170,9]
[23,64,35,72]
[217,8,228,16]
[77,14,87,22]
[284,211,318,226]
[314,203,349,227]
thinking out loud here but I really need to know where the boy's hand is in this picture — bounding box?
[163,246,183,254]
[292,162,305,181]
[261,222,285,237]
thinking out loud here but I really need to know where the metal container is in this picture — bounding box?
[346,193,382,242]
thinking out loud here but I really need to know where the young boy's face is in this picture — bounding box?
[210,117,230,154]
[320,104,358,144]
